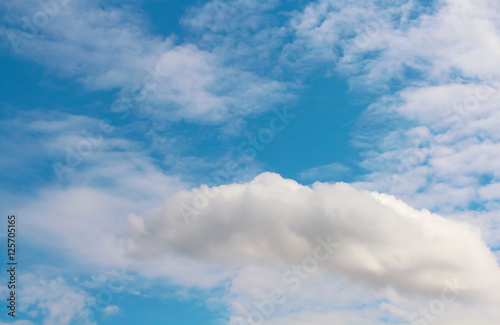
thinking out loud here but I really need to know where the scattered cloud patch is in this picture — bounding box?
[299,162,351,182]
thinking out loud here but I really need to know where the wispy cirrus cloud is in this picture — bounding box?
[1,0,293,124]
[16,274,92,325]
[299,162,351,182]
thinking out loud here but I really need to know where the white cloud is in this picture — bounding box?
[102,305,120,316]
[181,0,285,72]
[18,274,90,325]
[1,112,186,267]
[128,172,500,301]
[285,0,500,90]
[299,162,351,182]
[1,0,291,124]
[119,172,500,325]
[354,81,500,235]
[2,0,164,89]
[148,44,291,123]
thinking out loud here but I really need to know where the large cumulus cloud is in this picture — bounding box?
[127,172,500,301]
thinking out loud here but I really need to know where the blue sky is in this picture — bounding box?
[2,0,500,324]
